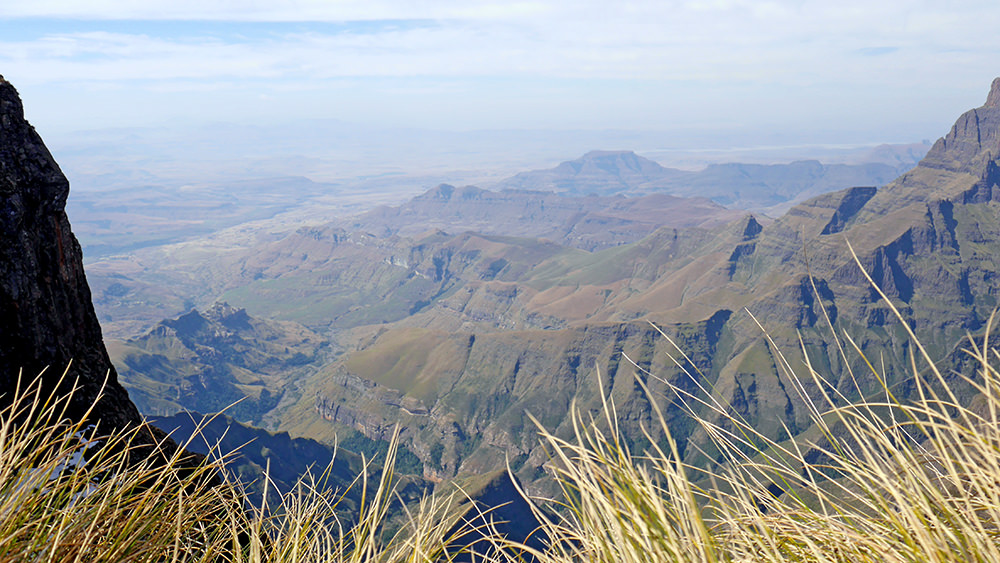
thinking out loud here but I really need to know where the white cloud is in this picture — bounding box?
[1,1,549,21]
[2,0,999,139]
[5,2,995,86]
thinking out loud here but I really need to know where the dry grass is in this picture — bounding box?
[6,251,1000,561]
[0,369,482,562]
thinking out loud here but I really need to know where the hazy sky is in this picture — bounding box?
[2,1,999,148]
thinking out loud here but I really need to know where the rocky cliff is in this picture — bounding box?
[0,75,141,429]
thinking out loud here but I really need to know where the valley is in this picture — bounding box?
[87,102,1000,498]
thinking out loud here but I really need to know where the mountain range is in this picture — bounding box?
[0,74,548,539]
[339,183,744,251]
[495,149,916,213]
[94,78,1000,496]
[86,149,916,339]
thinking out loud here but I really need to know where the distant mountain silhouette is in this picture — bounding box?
[496,149,913,213]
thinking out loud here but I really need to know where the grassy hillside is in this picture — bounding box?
[8,291,1000,561]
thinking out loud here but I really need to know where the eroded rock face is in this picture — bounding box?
[0,75,141,429]
[920,77,1000,175]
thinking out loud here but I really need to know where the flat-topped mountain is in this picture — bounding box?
[496,149,913,213]
[497,150,681,194]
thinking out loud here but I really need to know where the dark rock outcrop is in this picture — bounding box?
[819,186,878,235]
[0,75,141,430]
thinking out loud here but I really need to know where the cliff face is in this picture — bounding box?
[0,75,141,429]
[919,77,1000,176]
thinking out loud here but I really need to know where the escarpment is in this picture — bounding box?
[0,75,142,429]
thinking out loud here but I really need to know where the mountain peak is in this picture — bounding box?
[426,184,456,199]
[207,302,253,330]
[417,184,487,201]
[165,309,209,336]
[849,78,1000,220]
[913,79,1000,176]
[987,77,1000,108]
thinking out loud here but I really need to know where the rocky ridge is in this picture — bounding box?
[342,183,744,251]
[109,302,329,424]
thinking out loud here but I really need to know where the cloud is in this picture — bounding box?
[0,1,549,21]
[858,46,899,57]
[3,1,1000,137]
[5,2,996,88]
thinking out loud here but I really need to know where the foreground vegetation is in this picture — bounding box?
[5,272,1000,561]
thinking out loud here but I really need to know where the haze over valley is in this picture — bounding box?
[79,122,958,493]
[6,3,1000,550]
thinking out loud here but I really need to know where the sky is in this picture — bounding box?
[1,1,999,151]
